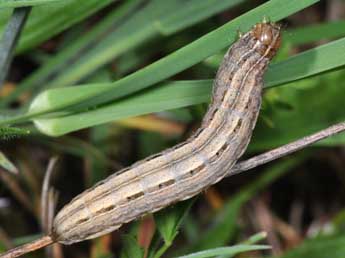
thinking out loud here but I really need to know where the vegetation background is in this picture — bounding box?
[1,0,345,257]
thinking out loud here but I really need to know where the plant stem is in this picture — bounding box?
[153,241,172,258]
[228,122,345,177]
[0,235,54,258]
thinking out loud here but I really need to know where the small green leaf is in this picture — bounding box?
[120,234,144,258]
[155,199,195,244]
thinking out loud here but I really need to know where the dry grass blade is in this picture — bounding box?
[228,122,345,177]
[0,235,54,258]
[41,156,58,233]
[40,156,59,258]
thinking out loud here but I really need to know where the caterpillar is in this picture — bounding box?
[0,20,281,258]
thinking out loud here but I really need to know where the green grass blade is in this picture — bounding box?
[0,7,30,87]
[0,0,115,52]
[265,36,345,86]
[60,0,318,111]
[0,151,18,174]
[1,0,247,107]
[0,0,63,8]
[23,0,248,91]
[176,245,270,258]
[0,0,143,107]
[284,20,345,45]
[157,0,246,35]
[216,232,268,258]
[30,80,210,135]
[204,20,345,68]
[26,35,344,136]
[9,0,318,118]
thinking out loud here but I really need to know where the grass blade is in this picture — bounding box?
[0,0,116,52]
[0,0,144,107]
[176,245,270,258]
[26,35,345,136]
[6,0,319,117]
[0,7,30,87]
[42,0,247,89]
[0,151,18,174]
[0,0,63,8]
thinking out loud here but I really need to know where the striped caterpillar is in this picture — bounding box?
[0,21,281,258]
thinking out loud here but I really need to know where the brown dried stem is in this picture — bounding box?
[228,122,345,177]
[41,156,58,233]
[0,235,54,258]
[41,156,59,258]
